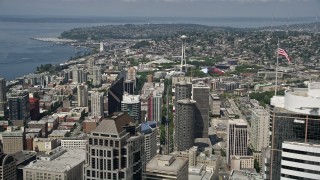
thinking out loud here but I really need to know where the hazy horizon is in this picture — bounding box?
[0,0,319,18]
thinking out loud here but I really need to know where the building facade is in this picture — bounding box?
[91,91,104,118]
[269,83,320,180]
[0,78,6,117]
[108,77,124,115]
[192,83,210,138]
[209,94,221,116]
[250,107,269,152]
[23,147,85,180]
[147,92,162,122]
[77,84,88,107]
[141,121,157,163]
[121,94,141,123]
[1,126,25,154]
[174,81,192,107]
[227,119,248,164]
[29,97,40,120]
[280,141,320,180]
[8,93,29,121]
[83,112,145,180]
[92,66,102,87]
[174,99,196,151]
[0,148,16,180]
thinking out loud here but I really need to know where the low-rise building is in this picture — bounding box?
[33,138,57,152]
[144,154,189,180]
[230,155,254,171]
[61,137,87,149]
[48,130,69,141]
[1,126,25,154]
[23,147,85,180]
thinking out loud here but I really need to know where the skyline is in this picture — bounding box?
[0,0,319,18]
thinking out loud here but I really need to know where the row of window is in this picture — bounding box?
[86,170,125,179]
[89,138,121,147]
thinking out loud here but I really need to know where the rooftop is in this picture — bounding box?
[146,155,188,175]
[23,148,85,173]
[13,151,37,165]
[229,170,263,180]
[122,94,140,104]
[92,113,134,135]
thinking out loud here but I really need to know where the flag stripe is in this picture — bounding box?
[278,48,291,63]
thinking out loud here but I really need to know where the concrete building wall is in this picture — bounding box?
[91,92,104,118]
[250,107,269,152]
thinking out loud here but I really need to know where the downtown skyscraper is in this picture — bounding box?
[83,112,145,180]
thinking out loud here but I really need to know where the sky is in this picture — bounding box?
[0,0,319,18]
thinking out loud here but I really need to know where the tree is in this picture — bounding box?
[220,148,226,157]
[212,148,215,155]
[254,159,261,173]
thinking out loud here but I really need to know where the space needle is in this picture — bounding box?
[180,35,187,72]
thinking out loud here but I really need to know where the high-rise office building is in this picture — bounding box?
[121,94,141,123]
[29,97,40,120]
[147,92,162,122]
[280,141,320,180]
[92,66,102,87]
[126,67,136,81]
[124,80,135,95]
[192,83,210,138]
[91,91,104,117]
[209,94,221,116]
[88,58,95,75]
[174,81,192,106]
[250,107,269,152]
[83,112,145,180]
[0,78,6,117]
[174,99,196,151]
[77,84,88,107]
[269,82,320,180]
[72,67,88,84]
[227,119,248,164]
[108,77,124,115]
[8,92,29,121]
[141,121,157,163]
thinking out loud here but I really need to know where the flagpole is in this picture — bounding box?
[275,38,279,96]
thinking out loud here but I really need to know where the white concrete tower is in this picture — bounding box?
[99,42,104,53]
[180,35,187,72]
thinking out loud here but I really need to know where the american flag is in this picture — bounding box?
[278,48,291,63]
